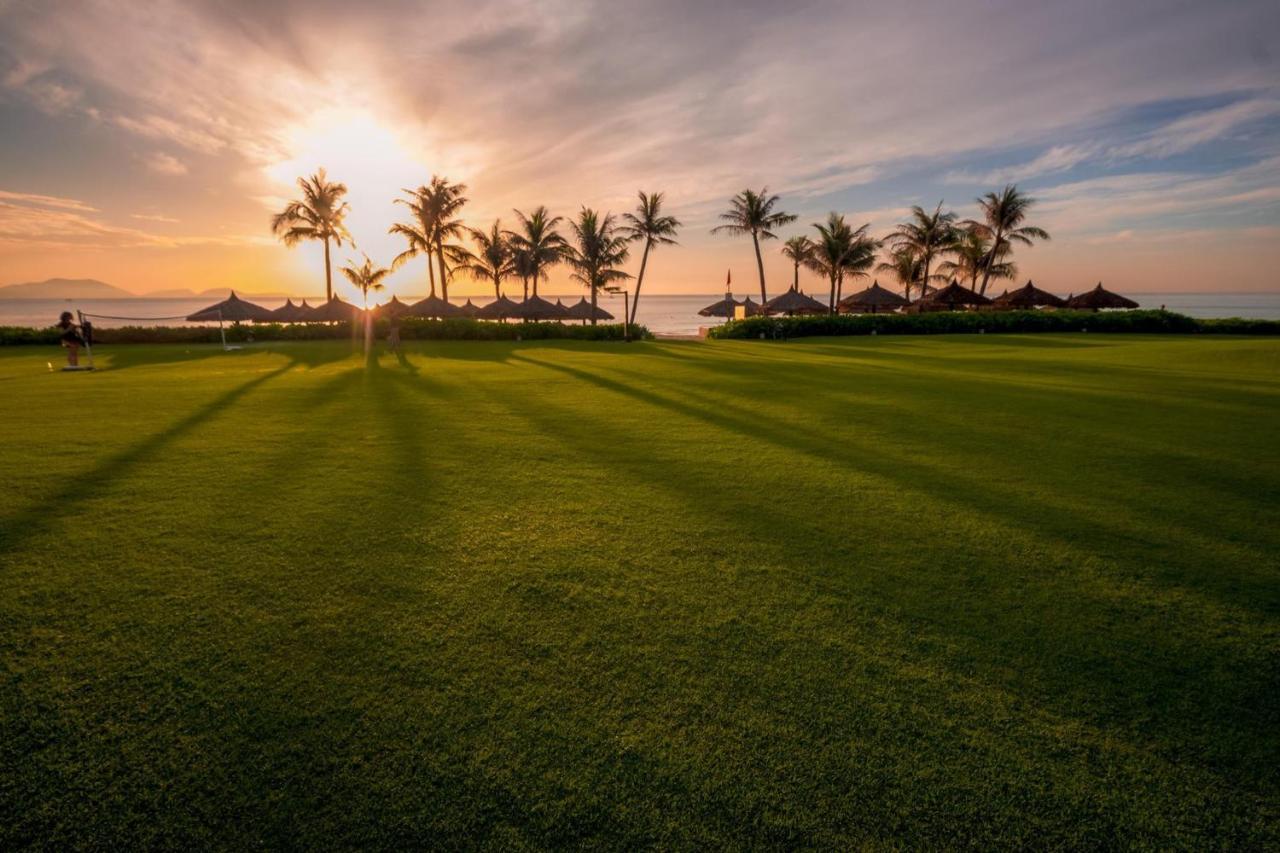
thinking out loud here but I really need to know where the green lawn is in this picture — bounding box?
[1,335,1277,848]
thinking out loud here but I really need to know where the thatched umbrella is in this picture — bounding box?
[293,299,320,322]
[551,299,572,320]
[564,297,614,324]
[268,298,307,322]
[375,295,413,319]
[698,291,740,318]
[764,286,827,316]
[993,280,1066,309]
[512,294,562,321]
[913,280,992,312]
[839,280,909,314]
[186,290,275,323]
[406,293,463,318]
[308,296,364,323]
[456,298,481,318]
[1066,282,1139,311]
[476,295,522,320]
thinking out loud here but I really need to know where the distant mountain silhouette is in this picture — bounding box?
[0,277,135,299]
[149,287,295,299]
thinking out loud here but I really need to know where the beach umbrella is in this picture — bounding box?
[374,295,413,319]
[1066,282,1139,311]
[476,295,522,320]
[698,291,740,318]
[308,296,364,323]
[740,297,763,317]
[563,297,614,323]
[993,280,1067,309]
[552,299,572,320]
[913,280,992,312]
[512,294,562,321]
[407,293,463,318]
[186,290,275,323]
[294,299,321,322]
[456,298,481,318]
[839,280,910,314]
[267,298,307,322]
[764,286,827,316]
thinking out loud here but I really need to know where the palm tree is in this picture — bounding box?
[456,220,515,298]
[567,208,631,325]
[711,188,797,305]
[510,244,534,301]
[392,176,470,302]
[619,191,680,326]
[805,214,877,312]
[271,169,351,302]
[780,236,815,292]
[883,203,958,304]
[876,247,928,301]
[937,226,1017,291]
[971,184,1050,296]
[340,255,390,355]
[505,206,568,300]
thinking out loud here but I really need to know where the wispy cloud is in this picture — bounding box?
[142,151,188,176]
[0,189,98,212]
[1109,98,1280,159]
[945,144,1099,185]
[130,212,180,223]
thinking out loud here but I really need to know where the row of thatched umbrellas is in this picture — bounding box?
[699,280,1139,318]
[185,292,616,324]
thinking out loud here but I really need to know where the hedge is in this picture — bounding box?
[706,310,1280,339]
[0,318,650,346]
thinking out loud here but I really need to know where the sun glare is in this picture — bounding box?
[267,108,435,304]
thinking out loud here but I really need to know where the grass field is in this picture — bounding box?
[2,335,1278,848]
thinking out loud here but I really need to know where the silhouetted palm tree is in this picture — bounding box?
[619,191,680,326]
[806,214,877,312]
[883,203,958,303]
[938,226,1017,291]
[457,220,515,298]
[510,244,534,301]
[711,188,797,305]
[392,176,470,302]
[876,247,928,301]
[567,208,631,325]
[971,184,1050,296]
[271,169,351,302]
[505,206,568,299]
[781,236,815,292]
[341,255,390,355]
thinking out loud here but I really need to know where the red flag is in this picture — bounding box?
[726,269,731,287]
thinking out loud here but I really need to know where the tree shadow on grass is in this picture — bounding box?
[0,363,296,558]
[500,351,1280,784]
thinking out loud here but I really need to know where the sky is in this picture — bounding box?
[1,0,1278,300]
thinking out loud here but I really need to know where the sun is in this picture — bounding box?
[266,107,435,304]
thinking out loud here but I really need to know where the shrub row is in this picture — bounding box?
[0,318,649,346]
[707,310,1280,339]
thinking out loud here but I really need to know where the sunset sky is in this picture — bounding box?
[1,0,1278,300]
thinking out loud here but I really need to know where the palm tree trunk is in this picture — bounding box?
[493,271,501,299]
[532,263,540,297]
[628,239,651,327]
[978,227,1002,296]
[427,253,436,298]
[828,273,837,314]
[323,237,333,302]
[752,232,767,304]
[836,273,845,310]
[436,244,450,302]
[792,260,799,291]
[522,275,529,301]
[922,257,932,302]
[590,282,598,326]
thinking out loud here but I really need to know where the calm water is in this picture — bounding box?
[3,292,1278,337]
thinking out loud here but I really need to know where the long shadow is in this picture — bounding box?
[0,363,295,557]
[96,340,361,372]
[494,354,1280,788]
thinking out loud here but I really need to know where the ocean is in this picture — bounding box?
[3,292,1278,337]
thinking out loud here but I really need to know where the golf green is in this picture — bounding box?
[2,335,1277,848]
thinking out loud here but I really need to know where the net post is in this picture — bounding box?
[77,309,95,368]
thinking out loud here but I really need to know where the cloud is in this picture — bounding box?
[945,144,1099,185]
[142,151,188,175]
[0,189,98,212]
[131,213,180,223]
[1109,98,1280,159]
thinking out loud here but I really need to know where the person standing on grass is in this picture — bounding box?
[57,311,86,366]
[386,315,402,354]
